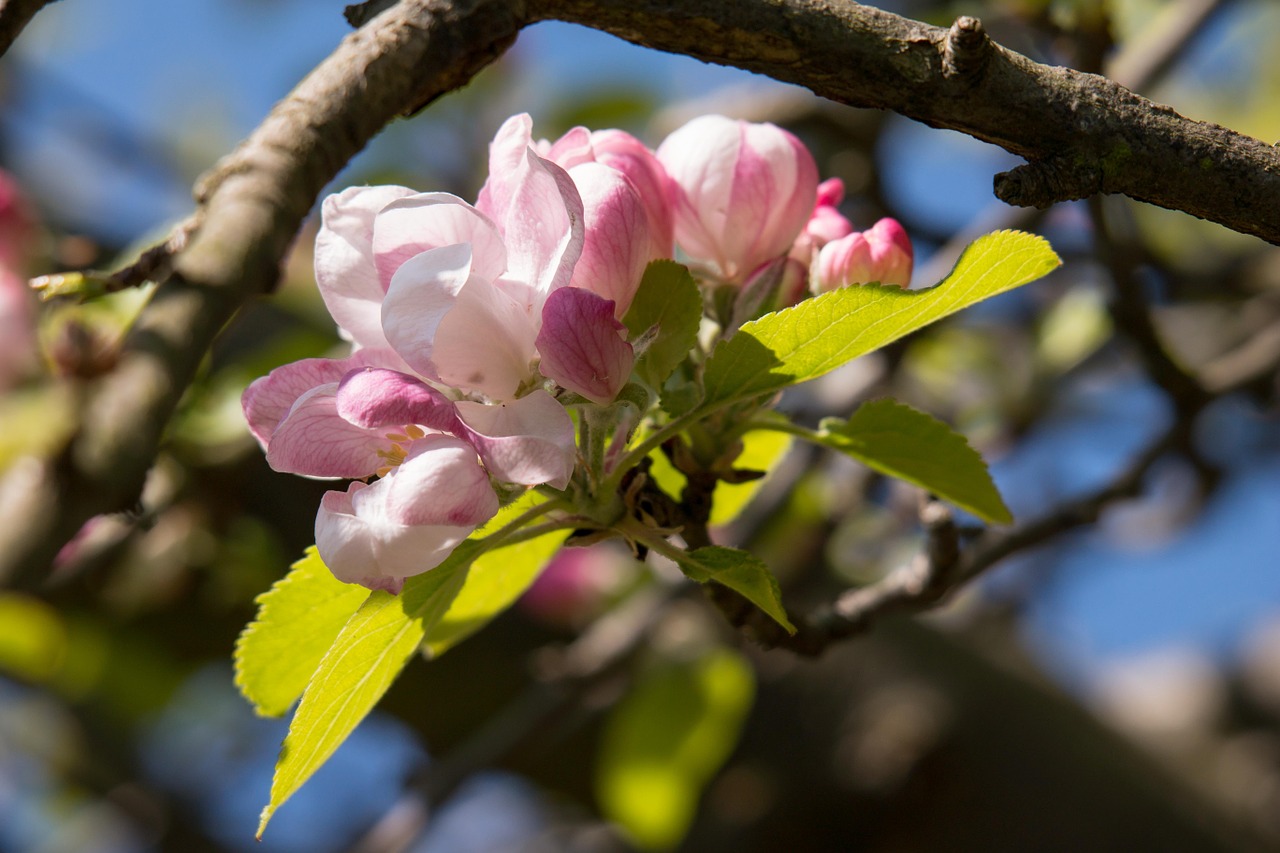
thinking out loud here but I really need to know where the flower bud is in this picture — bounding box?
[657,115,817,283]
[813,217,913,292]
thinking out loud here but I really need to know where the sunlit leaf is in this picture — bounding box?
[257,547,474,837]
[597,647,755,850]
[701,231,1060,408]
[233,548,371,718]
[810,399,1011,524]
[623,260,704,390]
[424,494,568,657]
[673,547,794,633]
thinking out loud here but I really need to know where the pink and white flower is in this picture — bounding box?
[657,115,818,284]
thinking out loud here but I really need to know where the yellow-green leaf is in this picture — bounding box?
[811,398,1012,524]
[424,495,568,657]
[674,547,794,633]
[701,230,1060,408]
[257,550,473,838]
[597,647,755,850]
[234,548,371,717]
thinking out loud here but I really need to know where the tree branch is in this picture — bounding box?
[0,0,59,57]
[758,425,1180,656]
[532,0,1280,245]
[0,0,526,585]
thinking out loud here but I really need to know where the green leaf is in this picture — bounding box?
[811,399,1012,524]
[597,647,755,850]
[424,495,569,657]
[257,549,474,838]
[234,548,371,718]
[623,260,704,390]
[674,547,794,633]
[701,230,1060,408]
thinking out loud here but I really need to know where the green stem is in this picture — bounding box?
[478,498,569,552]
[616,517,688,566]
[604,409,702,494]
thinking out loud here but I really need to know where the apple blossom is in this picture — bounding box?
[315,434,499,594]
[813,217,914,291]
[657,114,818,283]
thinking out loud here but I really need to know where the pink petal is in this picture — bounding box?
[315,470,493,593]
[265,384,388,479]
[658,116,817,282]
[866,217,914,288]
[544,125,594,169]
[476,116,585,307]
[456,390,576,489]
[535,287,634,406]
[370,435,498,527]
[241,348,399,446]
[476,113,535,220]
[381,243,474,381]
[315,185,415,349]
[431,272,541,400]
[504,148,585,305]
[590,129,675,259]
[567,162,650,315]
[335,367,462,433]
[372,193,507,290]
[657,115,739,274]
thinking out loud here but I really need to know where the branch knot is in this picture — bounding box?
[941,16,989,82]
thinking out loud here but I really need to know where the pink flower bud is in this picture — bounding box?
[657,115,818,283]
[813,217,913,292]
[544,127,675,261]
[780,178,856,303]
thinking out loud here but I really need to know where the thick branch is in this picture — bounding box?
[0,0,59,57]
[532,0,1280,245]
[0,0,525,585]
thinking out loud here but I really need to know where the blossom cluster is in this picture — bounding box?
[243,113,913,592]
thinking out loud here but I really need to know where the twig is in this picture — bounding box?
[749,425,1179,656]
[0,0,60,57]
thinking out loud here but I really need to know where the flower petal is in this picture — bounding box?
[476,117,584,308]
[372,193,507,289]
[381,243,474,380]
[241,348,399,446]
[265,384,388,479]
[536,286,633,406]
[335,367,462,433]
[315,185,415,348]
[370,434,498,528]
[431,272,540,400]
[456,390,575,489]
[567,162,650,315]
[315,467,494,593]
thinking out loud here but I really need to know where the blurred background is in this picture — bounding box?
[1,0,1279,850]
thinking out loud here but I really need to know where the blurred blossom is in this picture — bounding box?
[519,544,635,628]
[0,171,40,389]
[1090,648,1223,743]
